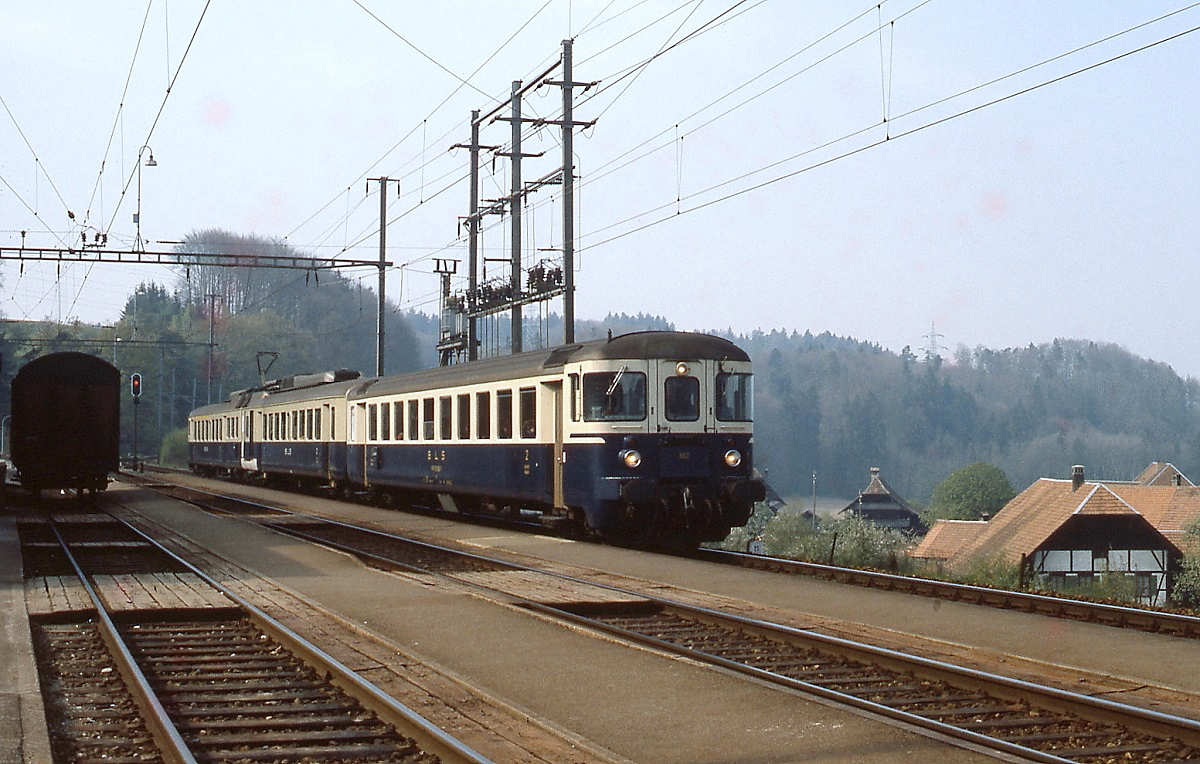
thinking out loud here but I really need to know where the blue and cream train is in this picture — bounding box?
[188,331,764,544]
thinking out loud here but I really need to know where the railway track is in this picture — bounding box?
[696,548,1200,639]
[129,476,1200,763]
[134,466,1200,640]
[17,510,491,764]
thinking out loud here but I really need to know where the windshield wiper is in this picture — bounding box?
[605,365,628,397]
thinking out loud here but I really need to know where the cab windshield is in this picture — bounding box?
[716,372,753,421]
[583,370,647,421]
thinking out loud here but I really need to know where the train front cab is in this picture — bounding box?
[561,353,765,544]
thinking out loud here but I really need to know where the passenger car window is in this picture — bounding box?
[519,387,536,438]
[715,372,753,422]
[583,371,646,421]
[664,376,700,422]
[422,398,435,440]
[457,394,470,440]
[439,396,452,440]
[476,392,491,439]
[497,390,513,439]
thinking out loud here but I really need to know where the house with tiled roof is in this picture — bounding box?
[911,464,1200,605]
[840,467,926,534]
[1133,461,1194,487]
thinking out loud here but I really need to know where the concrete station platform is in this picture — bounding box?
[0,515,51,764]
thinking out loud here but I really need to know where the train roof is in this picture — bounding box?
[12,351,120,386]
[187,332,750,416]
[351,331,750,399]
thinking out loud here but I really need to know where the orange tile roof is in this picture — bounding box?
[922,476,1200,574]
[911,520,988,561]
[939,480,1151,572]
[914,464,1200,573]
[1133,461,1194,486]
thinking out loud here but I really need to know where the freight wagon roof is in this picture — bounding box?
[352,331,750,399]
[12,351,120,388]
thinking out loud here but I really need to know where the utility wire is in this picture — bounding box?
[0,93,72,246]
[287,0,554,247]
[581,18,1200,252]
[103,0,213,236]
[83,0,156,233]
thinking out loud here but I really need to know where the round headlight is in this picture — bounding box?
[724,449,743,468]
[621,449,643,469]
[675,362,689,376]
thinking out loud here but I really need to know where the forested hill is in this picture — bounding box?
[723,328,1200,504]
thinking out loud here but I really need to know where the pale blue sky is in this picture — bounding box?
[2,2,1198,375]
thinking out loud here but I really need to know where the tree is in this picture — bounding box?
[1171,520,1200,609]
[926,462,1016,521]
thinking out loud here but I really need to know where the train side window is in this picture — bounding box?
[307,409,315,440]
[394,401,403,440]
[497,390,513,439]
[408,400,419,441]
[422,398,435,440]
[569,374,580,422]
[368,404,378,441]
[439,396,452,440]
[380,402,391,441]
[582,371,647,421]
[293,411,300,440]
[664,376,700,421]
[457,394,470,440]
[330,408,336,440]
[476,392,491,439]
[519,387,536,438]
[316,409,323,440]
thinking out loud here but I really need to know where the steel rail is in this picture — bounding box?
[102,511,496,764]
[697,548,1200,638]
[46,519,199,764]
[135,469,1200,638]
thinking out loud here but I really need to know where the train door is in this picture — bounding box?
[653,359,713,433]
[239,410,258,472]
[349,402,369,486]
[543,380,565,510]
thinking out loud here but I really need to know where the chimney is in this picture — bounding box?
[1071,465,1085,491]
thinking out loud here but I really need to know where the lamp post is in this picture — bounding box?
[134,145,157,251]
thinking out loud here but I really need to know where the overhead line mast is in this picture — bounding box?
[448,39,596,364]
